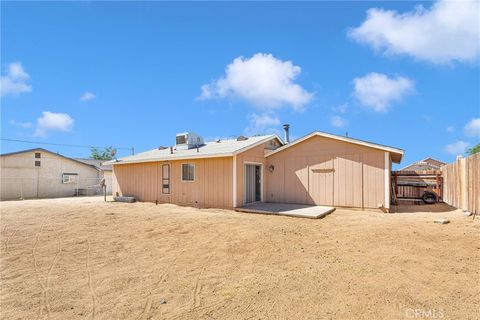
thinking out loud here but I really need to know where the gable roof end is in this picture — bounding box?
[265,131,404,163]
[0,148,100,170]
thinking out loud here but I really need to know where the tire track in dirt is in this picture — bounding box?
[32,214,62,320]
[2,224,8,251]
[169,299,231,320]
[198,298,233,319]
[191,253,213,310]
[134,255,179,320]
[32,215,48,318]
[86,238,98,320]
[135,295,153,320]
[1,224,7,243]
[5,228,19,253]
[229,228,278,319]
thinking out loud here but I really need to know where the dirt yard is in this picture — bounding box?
[1,197,479,320]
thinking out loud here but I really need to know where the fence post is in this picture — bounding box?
[460,157,467,211]
[20,178,24,200]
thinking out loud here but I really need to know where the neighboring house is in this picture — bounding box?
[74,158,113,194]
[110,129,403,211]
[0,148,108,200]
[399,157,446,171]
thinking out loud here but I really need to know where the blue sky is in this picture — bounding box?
[1,1,479,168]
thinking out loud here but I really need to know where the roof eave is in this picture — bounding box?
[109,134,282,166]
[110,152,235,165]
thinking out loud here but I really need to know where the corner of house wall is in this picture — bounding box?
[385,151,390,209]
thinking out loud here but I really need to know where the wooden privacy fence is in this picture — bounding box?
[392,170,442,205]
[441,153,479,214]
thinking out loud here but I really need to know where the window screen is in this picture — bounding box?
[35,161,41,167]
[35,152,41,158]
[182,163,195,181]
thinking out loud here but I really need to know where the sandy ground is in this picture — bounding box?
[1,197,479,320]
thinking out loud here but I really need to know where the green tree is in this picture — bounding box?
[90,146,116,160]
[467,143,480,155]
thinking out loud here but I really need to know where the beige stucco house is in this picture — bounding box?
[110,130,404,211]
[74,158,113,194]
[0,148,111,200]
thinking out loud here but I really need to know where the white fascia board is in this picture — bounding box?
[111,152,234,165]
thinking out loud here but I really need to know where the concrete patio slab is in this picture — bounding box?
[235,202,335,219]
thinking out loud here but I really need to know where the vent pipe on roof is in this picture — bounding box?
[283,124,290,144]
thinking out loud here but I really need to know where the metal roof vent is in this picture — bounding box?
[236,135,248,141]
[175,132,204,150]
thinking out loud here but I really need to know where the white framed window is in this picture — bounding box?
[62,173,78,184]
[181,163,195,182]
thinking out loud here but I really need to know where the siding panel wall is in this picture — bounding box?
[113,157,233,209]
[235,141,276,207]
[307,156,334,206]
[266,135,387,209]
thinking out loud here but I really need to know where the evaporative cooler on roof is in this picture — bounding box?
[175,132,204,150]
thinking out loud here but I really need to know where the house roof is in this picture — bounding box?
[108,134,282,165]
[399,157,446,171]
[0,148,100,170]
[265,131,404,163]
[74,158,113,171]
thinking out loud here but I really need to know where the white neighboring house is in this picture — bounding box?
[74,158,112,194]
[0,148,112,200]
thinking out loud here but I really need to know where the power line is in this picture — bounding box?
[1,138,135,154]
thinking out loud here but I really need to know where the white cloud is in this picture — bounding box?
[34,111,74,137]
[80,91,96,101]
[200,53,312,111]
[446,125,455,133]
[444,140,469,155]
[348,0,480,64]
[330,115,348,128]
[1,62,32,97]
[331,103,348,114]
[353,72,414,112]
[9,120,32,128]
[464,118,480,137]
[245,112,281,136]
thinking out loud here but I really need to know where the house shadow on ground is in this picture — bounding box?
[391,202,459,214]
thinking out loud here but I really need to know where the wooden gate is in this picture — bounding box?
[392,170,442,205]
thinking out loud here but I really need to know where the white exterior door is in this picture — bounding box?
[244,164,262,204]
